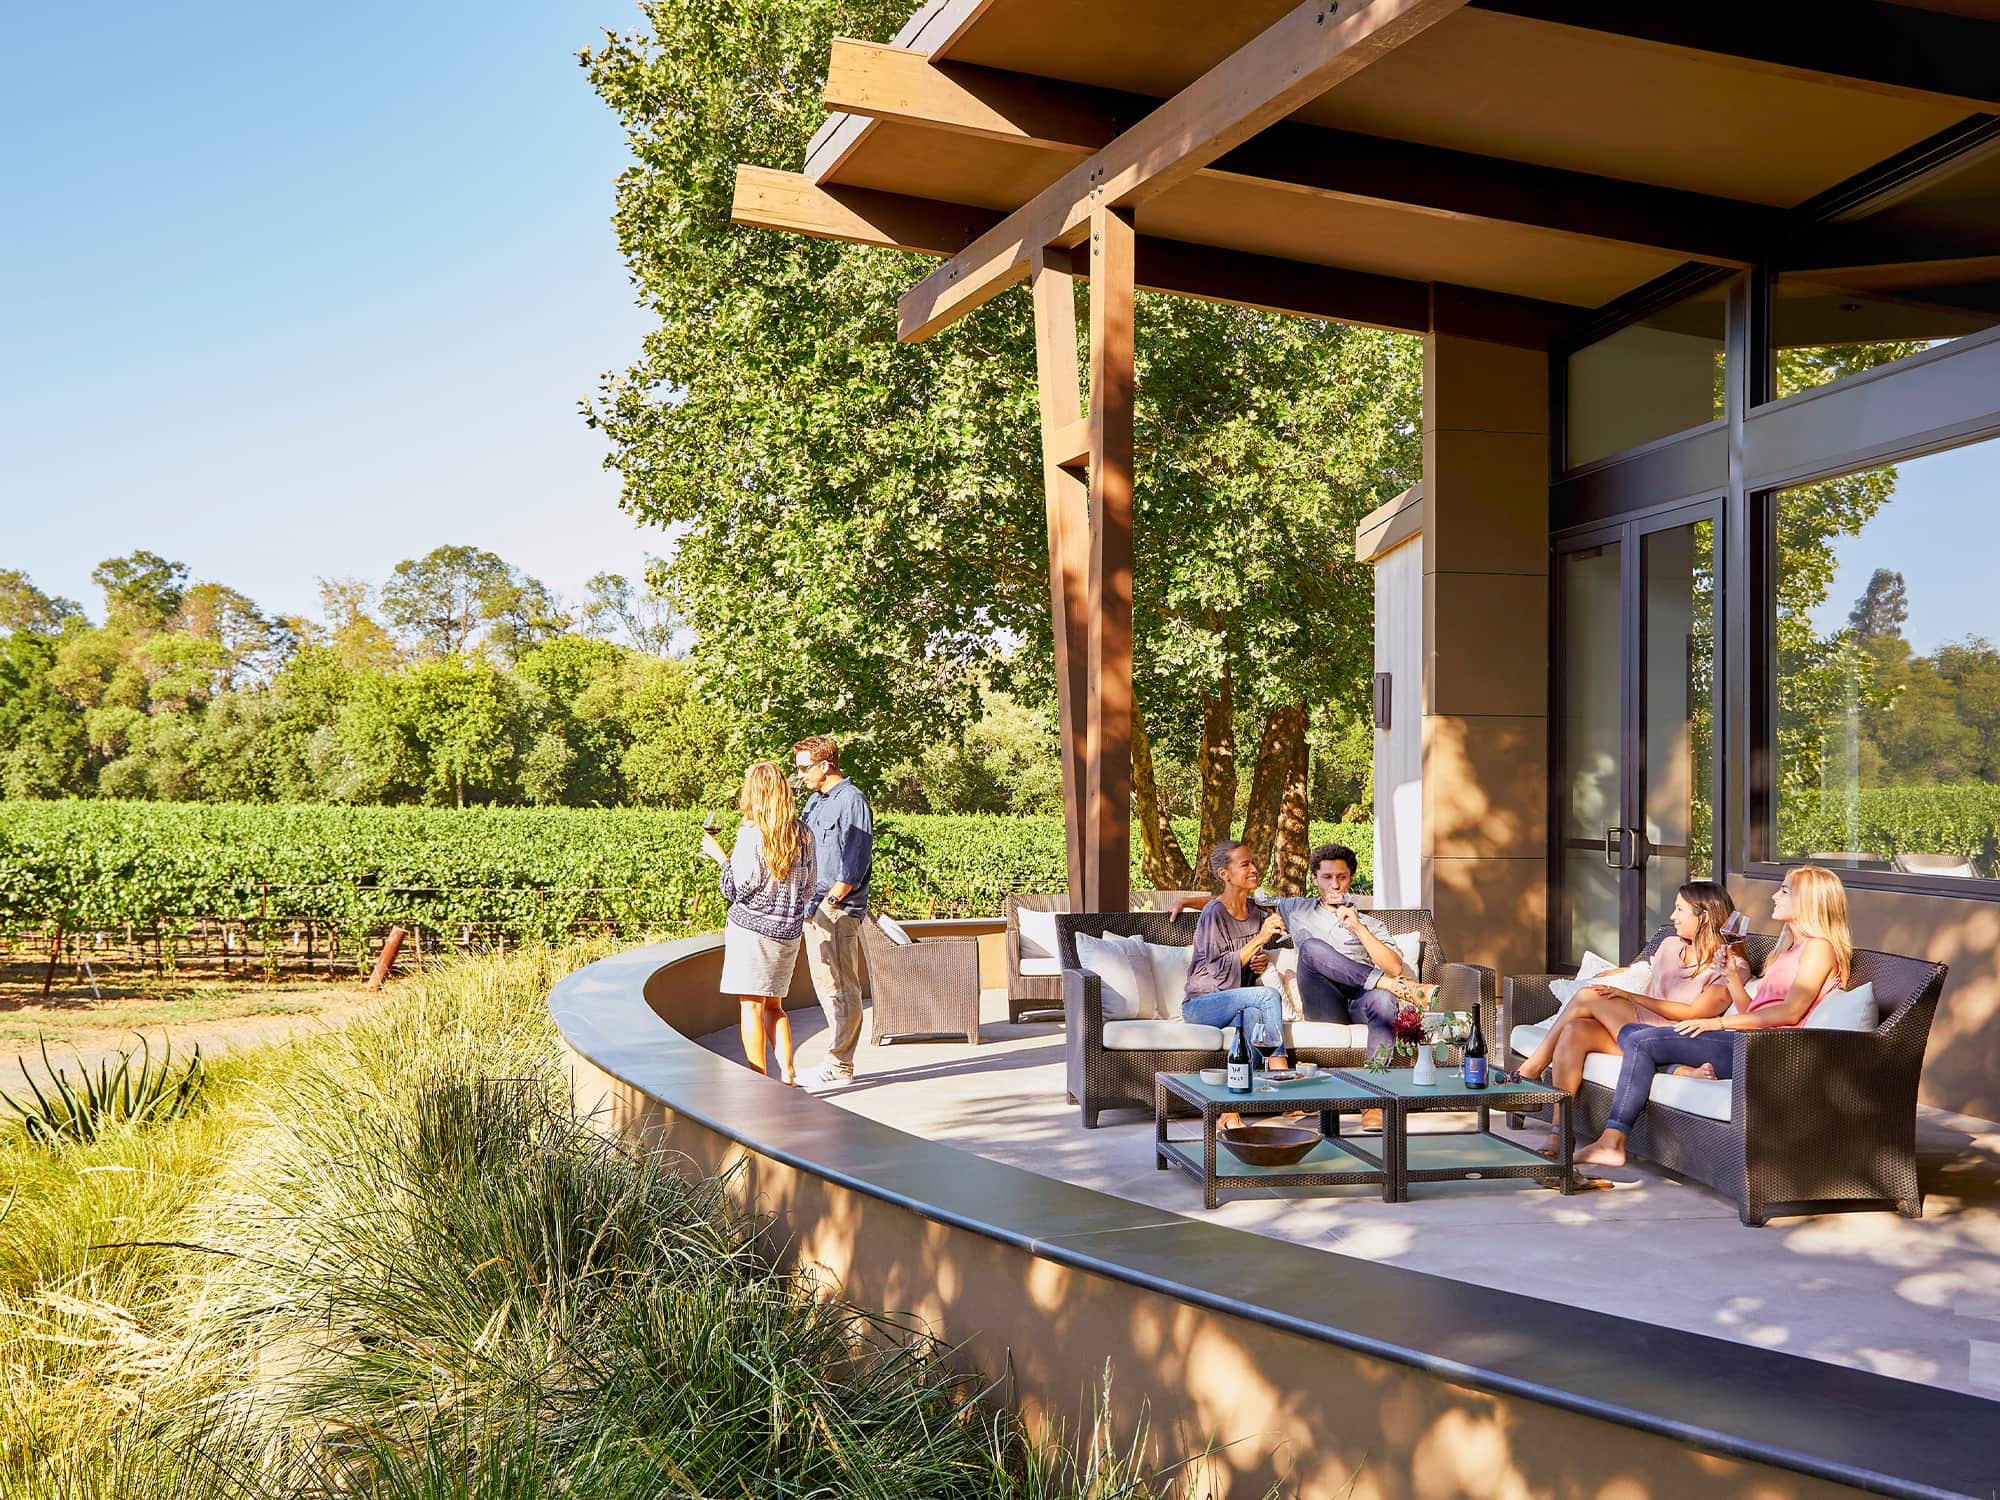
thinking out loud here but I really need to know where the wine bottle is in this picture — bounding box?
[1226,1026,1252,1095]
[1463,1006,1488,1089]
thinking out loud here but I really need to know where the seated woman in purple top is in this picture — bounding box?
[1182,841,1288,1079]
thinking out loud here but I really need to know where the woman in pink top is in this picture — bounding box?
[1577,866,1852,1168]
[1509,882,1736,1109]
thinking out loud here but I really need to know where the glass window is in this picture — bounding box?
[1771,438,2000,880]
[1566,277,1733,470]
[1769,148,2000,402]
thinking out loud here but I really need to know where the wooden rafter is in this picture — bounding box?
[825,38,1780,268]
[731,166,1461,332]
[895,0,1471,342]
[1470,0,2000,113]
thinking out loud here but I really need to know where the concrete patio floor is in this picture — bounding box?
[699,989,2000,1405]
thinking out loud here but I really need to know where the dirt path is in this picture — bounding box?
[0,983,393,1090]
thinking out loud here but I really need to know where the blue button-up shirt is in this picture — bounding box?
[802,776,873,916]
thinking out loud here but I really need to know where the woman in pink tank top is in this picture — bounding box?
[1577,867,1853,1169]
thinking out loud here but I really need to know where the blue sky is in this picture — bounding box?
[1,0,657,626]
[1807,441,1999,654]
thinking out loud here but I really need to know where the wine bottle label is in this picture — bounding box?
[1464,1056,1487,1087]
[1226,1062,1251,1092]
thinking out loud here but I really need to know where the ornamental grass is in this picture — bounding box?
[0,942,1246,1499]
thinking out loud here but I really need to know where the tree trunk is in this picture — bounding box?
[44,927,62,998]
[1273,705,1312,896]
[1195,663,1235,867]
[1241,702,1308,891]
[1131,700,1194,891]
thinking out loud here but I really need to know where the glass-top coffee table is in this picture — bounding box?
[1154,1071,1397,1209]
[1155,1068,1573,1208]
[1327,1066,1573,1201]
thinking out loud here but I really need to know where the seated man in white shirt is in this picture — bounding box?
[1276,843,1424,1055]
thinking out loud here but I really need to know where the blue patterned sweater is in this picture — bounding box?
[719,820,818,940]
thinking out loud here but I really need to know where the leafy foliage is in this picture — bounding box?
[1,1037,205,1146]
[0,802,1375,941]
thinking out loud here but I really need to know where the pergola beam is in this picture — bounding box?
[732,166,1453,333]
[826,39,1779,267]
[1470,0,2000,112]
[895,0,1471,342]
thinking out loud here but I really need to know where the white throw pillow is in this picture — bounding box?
[1138,940,1192,1022]
[1803,980,1878,1031]
[1390,931,1422,975]
[875,914,915,946]
[1075,931,1158,1021]
[1549,950,1619,1017]
[1016,907,1061,962]
[1264,945,1304,1021]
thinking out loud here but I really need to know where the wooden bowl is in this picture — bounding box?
[1218,1123,1320,1166]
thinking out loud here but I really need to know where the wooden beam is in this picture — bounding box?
[825,39,1779,267]
[732,167,1451,332]
[1470,0,2000,113]
[1029,256,1090,905]
[1084,206,1136,915]
[896,0,1470,342]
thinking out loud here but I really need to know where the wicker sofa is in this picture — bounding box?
[1502,927,1949,1226]
[1004,890,1209,1024]
[1056,909,1497,1128]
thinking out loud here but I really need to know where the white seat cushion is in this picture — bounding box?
[1509,1021,1552,1058]
[875,914,914,946]
[1578,1051,1732,1122]
[1102,1019,1225,1051]
[1016,907,1062,962]
[1288,1021,1371,1050]
[1017,957,1062,977]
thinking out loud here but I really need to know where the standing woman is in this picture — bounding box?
[702,761,817,1086]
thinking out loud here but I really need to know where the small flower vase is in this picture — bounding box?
[1411,1046,1438,1087]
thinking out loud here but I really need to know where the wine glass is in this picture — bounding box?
[1250,1018,1278,1080]
[1712,912,1750,974]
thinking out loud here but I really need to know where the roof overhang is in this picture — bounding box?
[736,0,2000,340]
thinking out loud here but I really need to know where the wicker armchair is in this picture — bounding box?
[861,920,980,1046]
[1502,928,1948,1225]
[1057,908,1497,1128]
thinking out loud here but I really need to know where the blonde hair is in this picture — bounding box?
[1784,865,1853,988]
[739,761,803,882]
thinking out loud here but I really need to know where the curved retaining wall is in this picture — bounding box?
[549,929,1994,1500]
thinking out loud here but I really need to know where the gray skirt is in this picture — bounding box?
[720,920,801,998]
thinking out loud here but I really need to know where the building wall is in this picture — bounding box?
[1421,330,1549,975]
[1373,531,1423,907]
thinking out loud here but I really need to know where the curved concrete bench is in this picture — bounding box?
[550,928,1995,1500]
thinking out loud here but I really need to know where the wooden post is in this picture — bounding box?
[363,926,405,992]
[1084,203,1135,915]
[1031,249,1091,908]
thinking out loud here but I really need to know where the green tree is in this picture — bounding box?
[582,569,681,656]
[0,631,87,797]
[0,570,82,636]
[379,545,515,660]
[90,550,188,632]
[582,0,1419,890]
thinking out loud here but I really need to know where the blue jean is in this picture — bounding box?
[1183,985,1285,1046]
[1297,935,1402,1052]
[1606,1024,1733,1136]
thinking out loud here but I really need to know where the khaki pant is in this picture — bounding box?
[804,907,866,1069]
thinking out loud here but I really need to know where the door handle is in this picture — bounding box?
[1603,827,1638,870]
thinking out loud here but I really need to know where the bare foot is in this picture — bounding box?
[1576,1138,1627,1167]
[1669,1063,1717,1080]
[782,1073,798,1087]
[1534,1132,1565,1158]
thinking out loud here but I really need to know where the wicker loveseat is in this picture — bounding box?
[1502,927,1949,1226]
[1056,909,1497,1128]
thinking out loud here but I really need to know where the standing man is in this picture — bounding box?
[795,735,873,1087]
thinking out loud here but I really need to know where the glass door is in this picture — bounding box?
[1555,504,1720,964]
